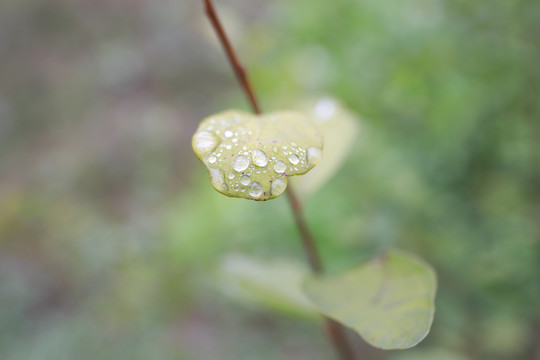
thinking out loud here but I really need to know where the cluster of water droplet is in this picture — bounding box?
[192,111,322,200]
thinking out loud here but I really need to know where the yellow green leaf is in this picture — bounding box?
[219,254,317,318]
[303,249,437,349]
[192,110,323,201]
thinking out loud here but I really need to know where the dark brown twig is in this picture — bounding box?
[203,0,261,114]
[202,1,356,359]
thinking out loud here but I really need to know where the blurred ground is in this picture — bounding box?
[1,0,539,359]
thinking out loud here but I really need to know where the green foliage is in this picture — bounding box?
[219,254,316,318]
[192,110,322,200]
[304,249,436,349]
[2,0,540,359]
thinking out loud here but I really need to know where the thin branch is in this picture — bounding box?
[202,1,356,359]
[203,0,262,114]
[285,184,323,274]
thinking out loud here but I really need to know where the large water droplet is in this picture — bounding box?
[232,155,250,172]
[307,147,322,165]
[271,178,287,197]
[288,154,300,165]
[274,160,287,174]
[249,182,263,198]
[252,150,268,167]
[209,168,227,192]
[193,131,219,154]
[208,155,217,164]
[240,174,251,186]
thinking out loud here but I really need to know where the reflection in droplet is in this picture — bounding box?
[288,154,300,165]
[193,131,219,154]
[249,182,263,198]
[271,178,287,197]
[274,160,287,174]
[307,147,322,165]
[233,155,250,172]
[252,150,268,167]
[240,174,251,186]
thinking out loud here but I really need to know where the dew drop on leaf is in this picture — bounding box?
[274,160,287,174]
[233,155,250,172]
[249,182,263,198]
[193,131,219,154]
[289,154,300,165]
[271,178,287,196]
[240,174,251,186]
[252,149,268,167]
[307,147,322,166]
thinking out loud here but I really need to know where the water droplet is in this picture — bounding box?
[307,147,322,165]
[274,161,287,174]
[208,155,217,164]
[271,178,287,196]
[288,154,300,165]
[240,174,251,186]
[232,155,250,172]
[249,182,263,198]
[252,150,268,167]
[209,168,227,192]
[225,144,232,150]
[227,172,235,179]
[193,131,219,154]
[224,130,233,138]
[232,138,238,143]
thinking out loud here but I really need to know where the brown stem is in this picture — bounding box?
[202,1,356,359]
[203,0,261,114]
[285,185,323,273]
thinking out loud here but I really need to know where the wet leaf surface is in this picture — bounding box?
[193,110,323,200]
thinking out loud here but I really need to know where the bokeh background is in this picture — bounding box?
[1,0,539,359]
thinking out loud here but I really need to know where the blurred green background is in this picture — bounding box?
[0,0,539,359]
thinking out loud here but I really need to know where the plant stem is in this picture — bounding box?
[203,0,262,115]
[202,1,356,359]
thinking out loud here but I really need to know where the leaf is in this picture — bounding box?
[290,98,360,199]
[303,249,437,349]
[219,254,317,318]
[192,110,323,201]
